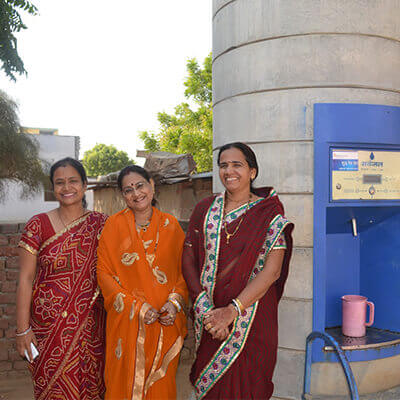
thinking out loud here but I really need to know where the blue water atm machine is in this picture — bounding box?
[312,103,400,394]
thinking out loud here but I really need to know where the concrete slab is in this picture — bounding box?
[213,35,400,103]
[273,347,305,399]
[310,384,400,399]
[311,353,400,395]
[213,88,400,145]
[213,0,400,58]
[280,194,313,249]
[283,247,313,300]
[278,298,313,350]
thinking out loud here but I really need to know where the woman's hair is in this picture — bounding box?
[49,157,88,208]
[117,165,156,206]
[217,142,259,193]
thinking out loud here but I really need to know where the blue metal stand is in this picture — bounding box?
[302,331,359,400]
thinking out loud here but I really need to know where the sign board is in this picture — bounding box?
[331,149,400,200]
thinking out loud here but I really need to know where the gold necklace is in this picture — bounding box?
[223,196,251,244]
[58,208,85,229]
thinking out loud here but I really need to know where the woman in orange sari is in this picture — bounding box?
[97,165,188,400]
[16,158,107,399]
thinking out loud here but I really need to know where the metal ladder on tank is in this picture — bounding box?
[302,331,359,400]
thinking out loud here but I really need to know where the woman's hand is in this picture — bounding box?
[158,301,177,326]
[209,326,230,341]
[203,305,238,341]
[16,329,37,362]
[144,307,160,325]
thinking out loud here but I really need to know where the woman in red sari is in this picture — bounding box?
[16,158,107,400]
[183,142,294,399]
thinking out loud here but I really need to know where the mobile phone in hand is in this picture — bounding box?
[24,342,39,363]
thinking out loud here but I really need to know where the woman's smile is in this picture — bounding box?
[224,176,239,183]
[133,195,147,204]
[223,176,240,190]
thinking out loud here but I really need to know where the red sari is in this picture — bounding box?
[182,189,294,400]
[18,211,107,400]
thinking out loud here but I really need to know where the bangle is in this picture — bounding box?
[235,297,245,314]
[168,293,185,312]
[168,298,181,313]
[16,326,32,337]
[231,299,242,316]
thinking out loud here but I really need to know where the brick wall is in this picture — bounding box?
[0,223,30,378]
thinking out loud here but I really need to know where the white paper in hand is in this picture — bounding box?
[24,342,39,363]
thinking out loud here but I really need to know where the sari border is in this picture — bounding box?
[193,291,213,352]
[250,215,290,279]
[194,301,259,399]
[144,335,184,395]
[224,197,263,222]
[223,189,275,223]
[18,240,38,256]
[90,286,100,306]
[144,328,164,394]
[200,194,224,300]
[268,215,287,247]
[132,302,152,400]
[39,212,92,253]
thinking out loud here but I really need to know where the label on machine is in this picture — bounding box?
[331,149,400,200]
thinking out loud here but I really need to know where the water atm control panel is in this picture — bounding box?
[331,149,400,200]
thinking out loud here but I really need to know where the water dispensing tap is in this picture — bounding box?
[351,218,357,237]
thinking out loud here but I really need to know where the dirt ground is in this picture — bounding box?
[0,359,193,400]
[2,366,400,400]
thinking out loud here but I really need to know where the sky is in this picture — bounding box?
[1,0,212,161]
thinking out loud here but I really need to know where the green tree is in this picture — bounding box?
[139,54,212,172]
[0,0,38,81]
[0,90,46,200]
[82,143,135,177]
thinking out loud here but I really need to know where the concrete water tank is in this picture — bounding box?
[212,1,400,398]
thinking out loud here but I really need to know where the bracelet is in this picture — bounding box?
[168,292,185,312]
[16,326,32,337]
[168,298,181,313]
[231,299,242,316]
[234,297,245,314]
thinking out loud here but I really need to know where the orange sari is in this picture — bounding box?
[97,207,188,399]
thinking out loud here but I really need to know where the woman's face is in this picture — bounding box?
[53,164,86,207]
[218,147,256,194]
[121,172,154,213]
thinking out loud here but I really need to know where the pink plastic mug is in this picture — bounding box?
[342,295,374,337]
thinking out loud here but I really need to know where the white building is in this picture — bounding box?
[0,129,92,223]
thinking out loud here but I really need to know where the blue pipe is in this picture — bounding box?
[302,331,359,400]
